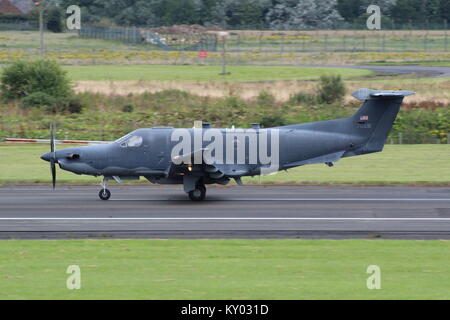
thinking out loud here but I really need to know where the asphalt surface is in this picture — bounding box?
[298,65,450,78]
[351,65,450,78]
[0,185,449,240]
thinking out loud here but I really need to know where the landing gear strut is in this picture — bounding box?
[99,177,111,201]
[188,184,206,201]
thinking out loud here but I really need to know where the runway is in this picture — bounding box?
[298,65,450,78]
[349,65,450,78]
[0,185,449,239]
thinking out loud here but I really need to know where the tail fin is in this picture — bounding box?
[350,89,415,155]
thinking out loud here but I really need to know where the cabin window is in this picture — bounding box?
[120,135,143,148]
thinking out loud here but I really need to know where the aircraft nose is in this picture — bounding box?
[41,152,52,162]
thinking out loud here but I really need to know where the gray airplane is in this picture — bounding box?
[41,89,415,201]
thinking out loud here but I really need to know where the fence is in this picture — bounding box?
[1,20,449,54]
[224,31,450,53]
[0,19,38,31]
[388,133,450,145]
[78,25,450,53]
[79,25,218,52]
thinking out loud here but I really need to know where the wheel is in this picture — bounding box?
[99,188,111,201]
[188,185,206,201]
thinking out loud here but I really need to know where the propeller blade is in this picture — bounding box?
[50,158,56,189]
[50,123,56,155]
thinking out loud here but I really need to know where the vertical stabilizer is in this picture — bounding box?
[350,89,415,154]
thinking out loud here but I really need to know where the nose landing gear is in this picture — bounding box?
[99,188,111,201]
[99,177,111,201]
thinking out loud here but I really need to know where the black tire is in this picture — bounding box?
[188,185,206,201]
[99,189,111,201]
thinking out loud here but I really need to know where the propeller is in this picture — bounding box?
[49,123,57,189]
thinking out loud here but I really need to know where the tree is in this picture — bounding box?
[197,0,221,25]
[267,0,343,29]
[212,0,271,28]
[337,0,397,23]
[46,7,64,32]
[114,0,161,26]
[337,0,363,22]
[56,0,449,29]
[440,0,450,21]
[157,0,201,26]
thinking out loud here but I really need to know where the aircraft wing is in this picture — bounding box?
[171,148,248,184]
[171,148,209,165]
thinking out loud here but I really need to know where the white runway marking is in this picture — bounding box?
[0,217,449,221]
[108,198,450,202]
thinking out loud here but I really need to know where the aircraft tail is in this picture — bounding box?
[348,89,415,155]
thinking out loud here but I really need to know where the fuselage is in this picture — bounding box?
[41,117,366,183]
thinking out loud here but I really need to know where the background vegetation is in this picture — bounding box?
[1,85,449,143]
[0,62,448,144]
[50,0,450,29]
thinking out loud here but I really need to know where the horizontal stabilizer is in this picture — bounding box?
[352,89,416,101]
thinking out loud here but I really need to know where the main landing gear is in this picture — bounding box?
[188,184,206,201]
[99,177,111,201]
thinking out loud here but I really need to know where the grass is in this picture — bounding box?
[74,76,450,105]
[62,65,372,82]
[0,144,449,185]
[0,144,98,184]
[0,239,449,299]
[246,144,450,185]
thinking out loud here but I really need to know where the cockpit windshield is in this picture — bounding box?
[115,133,143,148]
[115,133,132,144]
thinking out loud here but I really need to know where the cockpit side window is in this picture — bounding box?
[118,135,143,148]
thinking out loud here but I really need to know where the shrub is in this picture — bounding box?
[289,92,317,105]
[60,97,85,114]
[317,74,346,104]
[122,104,135,113]
[256,91,276,107]
[259,111,287,128]
[21,93,85,114]
[224,96,246,109]
[21,92,56,110]
[0,60,72,101]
